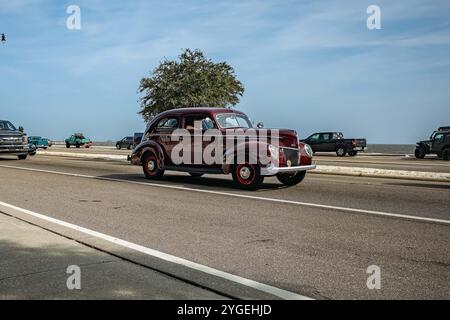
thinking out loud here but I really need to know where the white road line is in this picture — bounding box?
[0,200,312,300]
[1,164,450,225]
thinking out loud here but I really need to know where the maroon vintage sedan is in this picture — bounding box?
[130,108,315,190]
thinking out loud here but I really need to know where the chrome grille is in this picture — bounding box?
[282,148,299,166]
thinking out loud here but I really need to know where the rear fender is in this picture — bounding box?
[132,140,165,168]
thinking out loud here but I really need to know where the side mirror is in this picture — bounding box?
[18,126,24,132]
[257,122,264,128]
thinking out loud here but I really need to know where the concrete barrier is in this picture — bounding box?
[313,165,450,183]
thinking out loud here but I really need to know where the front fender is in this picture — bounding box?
[223,140,271,165]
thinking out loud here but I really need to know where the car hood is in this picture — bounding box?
[223,128,299,148]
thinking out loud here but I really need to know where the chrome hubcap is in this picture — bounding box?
[239,166,251,180]
[147,160,156,171]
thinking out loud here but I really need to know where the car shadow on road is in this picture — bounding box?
[96,173,287,192]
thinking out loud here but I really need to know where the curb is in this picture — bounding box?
[37,151,128,162]
[36,151,450,183]
[313,165,450,183]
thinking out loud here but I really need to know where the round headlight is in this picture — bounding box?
[304,143,313,158]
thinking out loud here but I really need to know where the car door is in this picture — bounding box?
[431,133,445,153]
[306,133,320,151]
[320,133,334,151]
[154,116,180,161]
[182,114,216,165]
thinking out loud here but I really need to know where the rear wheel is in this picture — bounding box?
[142,152,164,180]
[415,147,426,159]
[189,173,204,177]
[231,163,264,190]
[276,171,306,186]
[443,148,450,161]
[18,155,27,160]
[348,151,358,157]
[336,146,347,157]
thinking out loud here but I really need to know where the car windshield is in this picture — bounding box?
[215,113,253,129]
[0,120,16,131]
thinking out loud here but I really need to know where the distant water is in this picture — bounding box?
[367,144,416,154]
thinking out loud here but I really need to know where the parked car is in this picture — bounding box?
[133,132,143,149]
[415,126,450,160]
[301,132,367,157]
[28,136,50,149]
[0,120,32,160]
[130,108,316,190]
[65,133,92,148]
[116,136,133,150]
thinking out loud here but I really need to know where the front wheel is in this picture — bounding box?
[336,146,347,157]
[66,142,70,148]
[276,171,306,186]
[415,147,426,159]
[75,142,80,148]
[116,144,121,150]
[142,152,164,180]
[18,155,27,160]
[231,163,264,190]
[443,148,450,161]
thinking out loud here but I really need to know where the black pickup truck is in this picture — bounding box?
[301,132,367,157]
[0,120,33,160]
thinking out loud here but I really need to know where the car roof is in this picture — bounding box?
[155,107,245,118]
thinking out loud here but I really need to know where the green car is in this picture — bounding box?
[28,136,50,149]
[65,133,92,148]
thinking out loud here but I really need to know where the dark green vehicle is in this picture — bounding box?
[116,136,133,150]
[65,133,92,148]
[415,126,450,160]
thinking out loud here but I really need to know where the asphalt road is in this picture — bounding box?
[0,155,449,299]
[46,145,450,173]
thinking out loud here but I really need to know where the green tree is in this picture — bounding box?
[138,49,244,121]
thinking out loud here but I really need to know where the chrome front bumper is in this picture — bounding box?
[262,164,316,176]
[0,144,31,153]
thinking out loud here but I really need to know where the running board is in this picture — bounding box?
[163,165,224,174]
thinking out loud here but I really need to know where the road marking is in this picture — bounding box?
[0,200,312,300]
[1,164,449,225]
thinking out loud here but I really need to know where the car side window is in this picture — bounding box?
[183,115,216,130]
[434,134,444,142]
[320,133,331,141]
[309,134,320,141]
[157,117,179,130]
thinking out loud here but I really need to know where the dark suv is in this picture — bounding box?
[116,136,133,150]
[130,108,316,190]
[415,127,450,160]
[0,120,32,160]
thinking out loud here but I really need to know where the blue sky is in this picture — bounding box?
[1,0,449,143]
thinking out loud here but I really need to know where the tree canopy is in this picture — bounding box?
[138,49,244,121]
